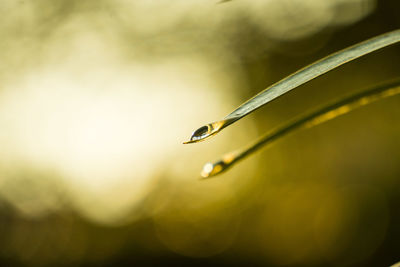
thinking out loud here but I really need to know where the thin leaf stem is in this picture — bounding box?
[201,80,400,178]
[186,29,400,144]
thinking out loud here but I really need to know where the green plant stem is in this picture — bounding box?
[201,80,400,178]
[187,29,400,144]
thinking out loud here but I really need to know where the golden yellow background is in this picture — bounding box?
[0,0,399,266]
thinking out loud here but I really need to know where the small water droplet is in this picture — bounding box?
[200,152,238,178]
[184,118,237,144]
[191,125,211,142]
[201,161,226,178]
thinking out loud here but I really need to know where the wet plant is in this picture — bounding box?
[184,29,400,177]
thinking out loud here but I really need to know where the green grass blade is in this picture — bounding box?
[200,80,400,178]
[186,29,400,144]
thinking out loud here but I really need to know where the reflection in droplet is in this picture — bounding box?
[184,118,237,144]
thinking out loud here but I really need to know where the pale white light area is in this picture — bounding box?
[0,25,244,224]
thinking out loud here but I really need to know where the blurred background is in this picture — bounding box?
[0,0,399,266]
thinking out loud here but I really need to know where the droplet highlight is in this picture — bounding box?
[183,118,237,144]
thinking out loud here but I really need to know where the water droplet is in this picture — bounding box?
[201,160,226,178]
[190,125,211,142]
[183,118,237,144]
[200,152,238,178]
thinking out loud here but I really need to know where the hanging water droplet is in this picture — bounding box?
[183,118,237,144]
[200,152,238,178]
[190,125,212,142]
[201,160,227,178]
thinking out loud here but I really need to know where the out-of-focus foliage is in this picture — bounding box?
[0,0,399,266]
